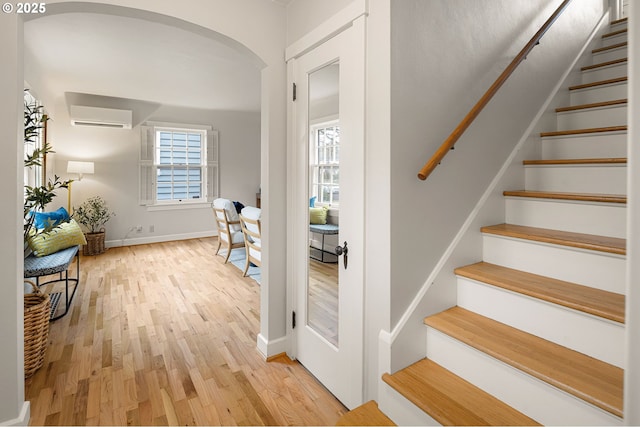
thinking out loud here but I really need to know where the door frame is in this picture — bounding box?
[285,15,366,409]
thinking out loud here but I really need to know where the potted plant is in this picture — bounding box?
[74,196,115,255]
[23,92,72,248]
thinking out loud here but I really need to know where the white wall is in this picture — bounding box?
[286,0,357,44]
[388,0,605,369]
[365,0,392,403]
[0,13,28,426]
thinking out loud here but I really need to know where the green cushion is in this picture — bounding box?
[309,206,328,225]
[28,219,87,257]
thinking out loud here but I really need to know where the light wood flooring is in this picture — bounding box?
[25,238,348,426]
[308,260,339,347]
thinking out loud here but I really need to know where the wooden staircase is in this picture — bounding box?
[382,17,628,426]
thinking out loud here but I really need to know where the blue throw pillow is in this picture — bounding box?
[33,207,69,230]
[309,196,316,207]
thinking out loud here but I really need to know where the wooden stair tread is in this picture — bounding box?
[610,17,628,26]
[424,307,624,417]
[480,223,626,255]
[555,98,626,113]
[336,401,396,426]
[382,359,540,426]
[503,190,626,204]
[569,77,627,91]
[602,28,627,38]
[455,262,625,323]
[592,41,627,54]
[523,157,626,166]
[581,57,627,71]
[540,125,627,137]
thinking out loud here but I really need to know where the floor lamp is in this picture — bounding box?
[67,160,94,212]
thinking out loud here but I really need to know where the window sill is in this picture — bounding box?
[146,201,211,212]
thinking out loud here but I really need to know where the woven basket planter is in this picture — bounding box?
[83,230,105,256]
[24,280,50,378]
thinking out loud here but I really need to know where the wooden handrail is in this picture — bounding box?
[417,0,573,180]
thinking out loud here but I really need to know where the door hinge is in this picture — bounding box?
[292,83,297,101]
[292,311,296,329]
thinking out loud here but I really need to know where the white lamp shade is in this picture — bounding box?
[67,161,94,175]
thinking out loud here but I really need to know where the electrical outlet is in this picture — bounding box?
[149,225,154,233]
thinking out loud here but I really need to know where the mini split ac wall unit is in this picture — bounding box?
[70,105,133,129]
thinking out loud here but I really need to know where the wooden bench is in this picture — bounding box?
[24,245,80,321]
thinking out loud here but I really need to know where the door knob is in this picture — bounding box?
[335,241,348,269]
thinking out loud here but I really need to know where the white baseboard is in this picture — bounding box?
[256,333,288,359]
[106,230,216,248]
[0,402,30,426]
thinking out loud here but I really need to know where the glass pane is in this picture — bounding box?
[172,150,186,164]
[187,151,201,165]
[322,168,331,183]
[318,129,325,146]
[188,168,201,179]
[188,184,201,198]
[157,183,172,200]
[188,133,201,148]
[159,132,172,147]
[173,184,187,199]
[174,169,187,182]
[157,168,172,182]
[159,150,172,165]
[307,61,339,348]
[173,133,187,147]
[318,146,325,163]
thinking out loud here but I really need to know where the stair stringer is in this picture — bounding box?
[378,12,613,424]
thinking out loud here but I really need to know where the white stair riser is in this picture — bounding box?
[592,46,627,63]
[457,277,625,367]
[482,235,626,294]
[609,22,627,32]
[569,82,627,105]
[379,384,439,426]
[541,132,627,159]
[426,328,622,426]
[601,33,627,47]
[581,63,627,84]
[524,164,626,193]
[556,105,626,130]
[505,198,626,238]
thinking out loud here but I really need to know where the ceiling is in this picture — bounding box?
[23,12,262,112]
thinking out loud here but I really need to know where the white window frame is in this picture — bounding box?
[309,118,340,207]
[139,121,218,209]
[155,127,206,204]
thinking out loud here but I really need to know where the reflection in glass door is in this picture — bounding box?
[307,62,340,348]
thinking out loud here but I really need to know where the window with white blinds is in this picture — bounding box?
[139,122,218,207]
[309,120,340,207]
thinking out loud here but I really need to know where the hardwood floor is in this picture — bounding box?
[308,260,339,347]
[25,238,347,426]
